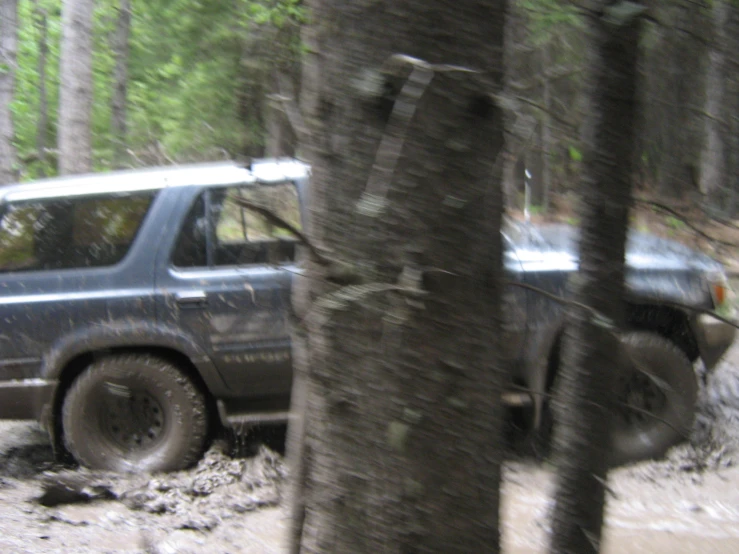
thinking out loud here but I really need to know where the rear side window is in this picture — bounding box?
[0,192,155,273]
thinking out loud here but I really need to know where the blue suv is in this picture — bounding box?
[0,160,307,472]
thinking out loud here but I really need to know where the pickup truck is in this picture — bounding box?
[0,159,733,471]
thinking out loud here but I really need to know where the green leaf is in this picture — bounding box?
[568,145,583,162]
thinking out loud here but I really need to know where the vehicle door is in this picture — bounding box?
[155,182,300,397]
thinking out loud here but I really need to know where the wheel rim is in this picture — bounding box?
[100,382,166,452]
[615,369,667,429]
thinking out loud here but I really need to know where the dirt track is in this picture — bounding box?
[2,341,739,553]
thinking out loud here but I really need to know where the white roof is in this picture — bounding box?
[0,159,309,203]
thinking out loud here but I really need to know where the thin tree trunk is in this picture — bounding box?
[0,0,18,185]
[33,0,49,176]
[541,48,552,211]
[111,0,131,168]
[288,0,508,552]
[58,0,94,175]
[548,2,642,553]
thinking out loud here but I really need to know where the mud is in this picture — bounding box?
[0,426,291,553]
[2,342,739,553]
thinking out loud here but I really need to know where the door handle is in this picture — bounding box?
[175,290,208,307]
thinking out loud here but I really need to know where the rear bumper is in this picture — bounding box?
[691,313,737,371]
[0,379,55,420]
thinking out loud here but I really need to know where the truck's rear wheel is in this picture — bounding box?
[610,332,697,466]
[62,354,208,472]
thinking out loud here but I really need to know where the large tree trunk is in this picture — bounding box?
[548,3,642,553]
[727,4,739,214]
[58,0,94,175]
[111,0,131,168]
[288,1,507,552]
[0,0,18,185]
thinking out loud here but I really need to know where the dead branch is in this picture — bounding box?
[510,280,739,330]
[230,196,330,265]
[506,281,618,328]
[503,94,578,129]
[635,197,739,248]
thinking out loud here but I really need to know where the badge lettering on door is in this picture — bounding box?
[223,350,291,364]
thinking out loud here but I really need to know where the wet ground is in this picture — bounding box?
[3,342,739,553]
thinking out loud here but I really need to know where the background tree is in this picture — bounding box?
[700,0,738,214]
[0,0,18,184]
[30,0,50,176]
[287,0,508,551]
[548,1,643,552]
[58,0,93,174]
[110,0,130,167]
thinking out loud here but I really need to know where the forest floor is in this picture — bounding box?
[2,203,739,553]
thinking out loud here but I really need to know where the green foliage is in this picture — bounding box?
[517,0,583,44]
[124,0,304,163]
[11,0,304,178]
[528,204,546,216]
[568,145,583,162]
[13,0,61,178]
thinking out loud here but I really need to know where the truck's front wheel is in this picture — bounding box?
[610,331,697,466]
[62,354,209,472]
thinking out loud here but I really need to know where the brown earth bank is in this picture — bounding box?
[1,339,739,552]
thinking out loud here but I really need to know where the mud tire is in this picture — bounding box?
[62,354,208,472]
[610,331,697,466]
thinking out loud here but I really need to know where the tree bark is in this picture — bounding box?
[548,2,642,553]
[727,4,739,214]
[288,1,508,552]
[699,0,726,200]
[637,0,709,196]
[32,0,49,177]
[0,0,18,185]
[58,0,94,175]
[111,0,131,168]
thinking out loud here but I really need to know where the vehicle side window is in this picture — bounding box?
[212,183,300,267]
[0,192,155,273]
[172,195,207,268]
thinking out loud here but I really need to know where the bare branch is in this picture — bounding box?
[634,197,739,248]
[230,196,330,266]
[508,280,739,330]
[506,281,617,328]
[502,94,578,129]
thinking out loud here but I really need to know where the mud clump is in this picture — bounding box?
[118,442,287,530]
[29,440,287,533]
